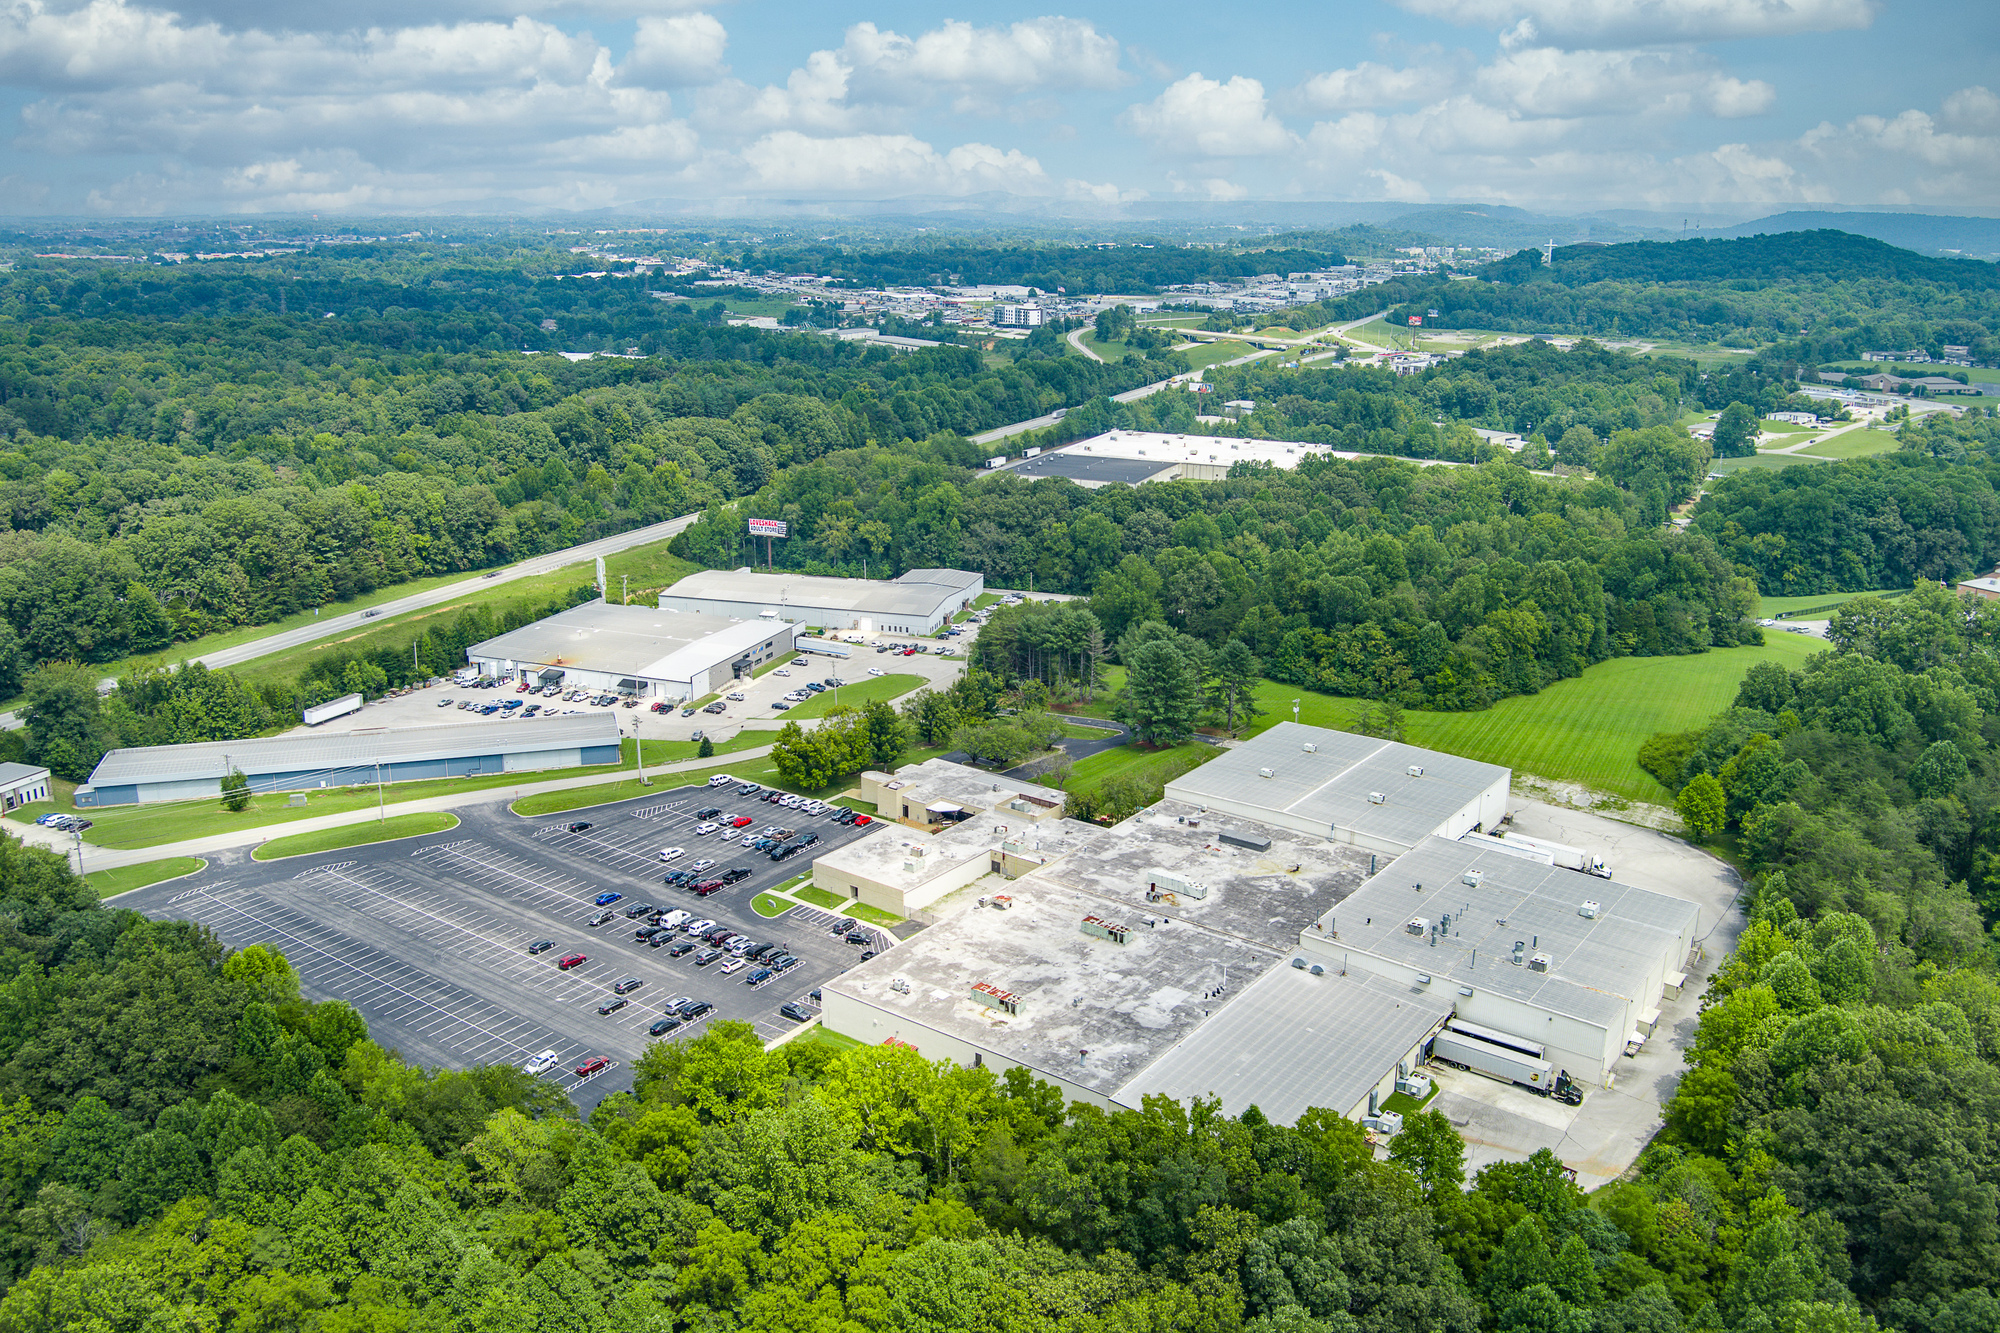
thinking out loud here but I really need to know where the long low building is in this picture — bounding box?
[76,714,620,807]
[1002,429,1475,488]
[658,567,983,636]
[1164,722,1509,856]
[466,601,795,701]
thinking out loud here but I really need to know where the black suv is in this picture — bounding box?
[780,1002,815,1022]
[695,806,722,819]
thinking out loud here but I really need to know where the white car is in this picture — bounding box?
[690,858,716,872]
[685,919,715,935]
[727,691,745,701]
[521,1050,559,1076]
[866,667,884,677]
[707,774,733,787]
[693,822,719,836]
[792,657,809,666]
[720,958,746,975]
[741,834,759,846]
[438,697,455,706]
[658,847,685,862]
[773,668,790,677]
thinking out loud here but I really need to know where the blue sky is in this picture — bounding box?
[0,0,1994,216]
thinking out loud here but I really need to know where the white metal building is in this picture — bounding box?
[1164,722,1510,856]
[76,715,620,807]
[1299,836,1699,1085]
[465,601,795,701]
[0,763,52,811]
[658,567,983,636]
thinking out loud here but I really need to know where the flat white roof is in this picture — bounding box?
[466,602,783,681]
[661,567,981,619]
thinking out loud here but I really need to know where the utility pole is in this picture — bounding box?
[622,574,628,605]
[376,760,385,822]
[632,717,649,786]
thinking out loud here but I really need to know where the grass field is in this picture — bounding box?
[1799,428,1901,459]
[842,902,903,925]
[782,674,924,719]
[1825,361,2000,384]
[88,857,204,897]
[794,884,845,910]
[1176,340,1258,371]
[1237,634,1824,802]
[794,1026,864,1054]
[751,893,791,918]
[252,813,459,861]
[1062,741,1215,789]
[1711,452,1826,474]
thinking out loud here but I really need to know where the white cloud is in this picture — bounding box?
[737,131,1047,195]
[1294,60,1437,112]
[1122,73,1295,157]
[1393,0,1877,48]
[841,17,1124,94]
[620,12,727,88]
[1474,47,1773,118]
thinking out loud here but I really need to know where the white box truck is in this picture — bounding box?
[1499,831,1611,878]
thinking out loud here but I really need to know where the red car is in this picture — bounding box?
[729,815,754,828]
[558,952,587,970]
[902,647,918,656]
[853,814,871,826]
[573,1056,609,1077]
[693,879,725,896]
[516,681,532,692]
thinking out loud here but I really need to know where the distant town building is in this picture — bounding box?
[992,304,1044,327]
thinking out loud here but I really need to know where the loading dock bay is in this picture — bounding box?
[121,784,888,1108]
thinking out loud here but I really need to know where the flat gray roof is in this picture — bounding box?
[466,602,781,680]
[1007,454,1181,486]
[1319,836,1699,1029]
[88,713,619,786]
[828,880,1283,1095]
[0,763,49,786]
[661,567,980,618]
[1116,966,1449,1123]
[872,757,1064,814]
[1166,723,1508,847]
[1024,799,1375,953]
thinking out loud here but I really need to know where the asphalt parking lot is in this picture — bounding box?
[120,781,891,1108]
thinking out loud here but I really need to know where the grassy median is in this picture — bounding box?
[252,813,460,860]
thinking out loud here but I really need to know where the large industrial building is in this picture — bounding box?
[1165,723,1509,855]
[75,714,620,807]
[1299,836,1698,1083]
[658,567,983,636]
[820,723,1703,1126]
[465,602,795,701]
[1002,430,1470,488]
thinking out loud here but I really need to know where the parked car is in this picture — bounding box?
[527,939,555,954]
[677,1000,714,1020]
[573,1056,609,1078]
[745,968,773,985]
[597,997,628,1015]
[659,847,685,862]
[622,902,655,918]
[613,977,644,995]
[736,783,761,796]
[667,940,697,957]
[866,667,884,677]
[681,705,697,716]
[693,822,719,836]
[726,691,746,702]
[696,805,723,818]
[684,919,715,936]
[703,701,726,714]
[566,821,593,833]
[690,729,704,743]
[773,700,791,710]
[690,858,715,872]
[780,1002,815,1022]
[558,952,588,970]
[729,815,754,828]
[522,1050,559,1074]
[720,958,745,975]
[588,909,616,926]
[594,891,622,906]
[648,1016,682,1036]
[692,948,722,966]
[853,814,872,826]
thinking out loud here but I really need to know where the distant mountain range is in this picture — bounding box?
[1703,211,2000,261]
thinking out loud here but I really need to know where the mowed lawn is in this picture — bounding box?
[781,674,924,719]
[1243,633,1825,803]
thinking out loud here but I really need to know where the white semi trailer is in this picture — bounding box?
[1430,1021,1583,1103]
[1463,829,1611,877]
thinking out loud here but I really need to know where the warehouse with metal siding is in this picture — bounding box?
[465,601,795,701]
[75,715,621,807]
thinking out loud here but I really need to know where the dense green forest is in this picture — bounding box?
[723,242,1347,295]
[1632,583,2000,1333]
[1276,232,1998,362]
[0,251,1159,665]
[1692,412,2000,594]
[0,830,1935,1333]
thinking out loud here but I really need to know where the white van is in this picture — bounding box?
[658,909,691,929]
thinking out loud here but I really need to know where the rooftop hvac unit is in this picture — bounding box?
[969,981,1020,1014]
[1416,973,1432,985]
[1368,791,1387,804]
[1081,915,1132,945]
[1303,742,1318,753]
[1258,767,1274,778]
[1529,953,1551,973]
[1395,1074,1432,1099]
[1406,917,1430,936]
[1463,870,1484,887]
[1406,765,1424,777]
[1579,900,1601,919]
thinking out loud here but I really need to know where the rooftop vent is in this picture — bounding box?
[1291,957,1308,969]
[1416,973,1432,985]
[1458,986,1475,997]
[1309,964,1325,976]
[1579,900,1601,919]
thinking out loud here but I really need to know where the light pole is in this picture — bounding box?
[1292,699,1301,725]
[632,716,650,786]
[375,760,385,822]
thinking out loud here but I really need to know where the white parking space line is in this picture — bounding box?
[412,842,605,919]
[169,886,576,1070]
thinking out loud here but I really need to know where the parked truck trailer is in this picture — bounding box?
[1431,1029,1554,1092]
[1477,829,1610,877]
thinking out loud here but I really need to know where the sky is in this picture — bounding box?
[0,0,1996,217]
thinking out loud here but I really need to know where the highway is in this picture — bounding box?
[1,511,703,731]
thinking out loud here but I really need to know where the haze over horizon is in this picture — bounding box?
[0,0,1994,217]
